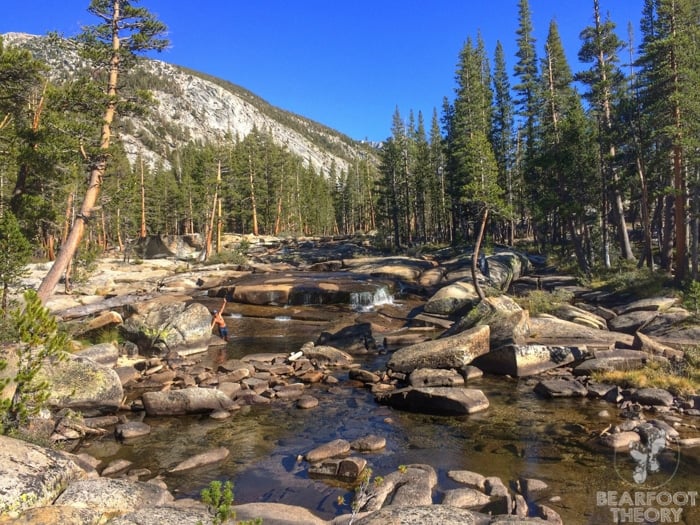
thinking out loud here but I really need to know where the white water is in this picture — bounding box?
[350,287,394,312]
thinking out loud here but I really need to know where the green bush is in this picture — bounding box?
[514,289,574,315]
[683,280,700,315]
[199,479,262,525]
[0,290,69,434]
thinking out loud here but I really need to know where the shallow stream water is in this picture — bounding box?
[79,303,700,525]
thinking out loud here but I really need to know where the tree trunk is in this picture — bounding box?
[248,153,259,236]
[669,6,686,282]
[568,217,591,276]
[216,197,222,254]
[37,1,121,303]
[471,207,489,302]
[139,155,147,238]
[661,193,674,271]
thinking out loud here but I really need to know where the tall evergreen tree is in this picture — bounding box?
[578,0,634,266]
[37,0,168,302]
[446,37,493,244]
[491,40,516,245]
[412,111,431,242]
[428,108,448,242]
[538,20,597,274]
[378,108,407,250]
[513,0,540,169]
[0,211,31,311]
[636,0,700,280]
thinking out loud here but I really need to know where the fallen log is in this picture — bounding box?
[53,292,162,321]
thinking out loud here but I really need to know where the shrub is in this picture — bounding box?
[0,290,69,434]
[0,211,31,311]
[199,480,261,525]
[683,280,700,316]
[514,289,574,316]
[591,352,699,397]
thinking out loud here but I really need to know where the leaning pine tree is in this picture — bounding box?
[462,131,506,301]
[37,0,168,303]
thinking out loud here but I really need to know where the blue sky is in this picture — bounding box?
[2,1,644,142]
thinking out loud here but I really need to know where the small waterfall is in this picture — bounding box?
[350,286,394,311]
[274,315,291,322]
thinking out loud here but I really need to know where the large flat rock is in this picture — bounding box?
[387,325,490,374]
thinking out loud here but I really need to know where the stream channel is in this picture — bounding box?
[78,296,700,525]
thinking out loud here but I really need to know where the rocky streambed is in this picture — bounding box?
[2,235,700,524]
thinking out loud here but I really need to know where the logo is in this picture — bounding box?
[596,421,696,523]
[613,422,680,489]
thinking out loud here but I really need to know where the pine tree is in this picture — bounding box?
[378,108,406,250]
[0,211,31,312]
[538,20,597,274]
[491,40,516,245]
[412,111,431,242]
[513,0,540,171]
[37,0,168,302]
[446,37,493,244]
[428,109,448,243]
[636,0,700,280]
[578,0,634,266]
[0,290,69,434]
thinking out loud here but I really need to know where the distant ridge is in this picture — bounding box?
[2,32,377,175]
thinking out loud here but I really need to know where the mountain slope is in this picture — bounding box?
[3,32,372,175]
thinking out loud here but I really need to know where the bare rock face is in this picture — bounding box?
[361,464,438,512]
[74,342,120,367]
[409,368,465,388]
[305,438,351,463]
[0,435,88,518]
[424,281,480,315]
[105,505,212,525]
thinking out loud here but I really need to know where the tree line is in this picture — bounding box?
[0,0,699,305]
[378,0,700,284]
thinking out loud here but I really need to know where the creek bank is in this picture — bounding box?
[4,235,700,522]
[0,433,565,524]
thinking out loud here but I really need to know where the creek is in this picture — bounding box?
[78,298,700,525]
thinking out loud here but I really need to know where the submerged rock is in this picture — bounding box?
[534,378,588,398]
[376,387,489,415]
[168,447,230,472]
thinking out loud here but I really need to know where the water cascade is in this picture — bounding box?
[350,285,394,311]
